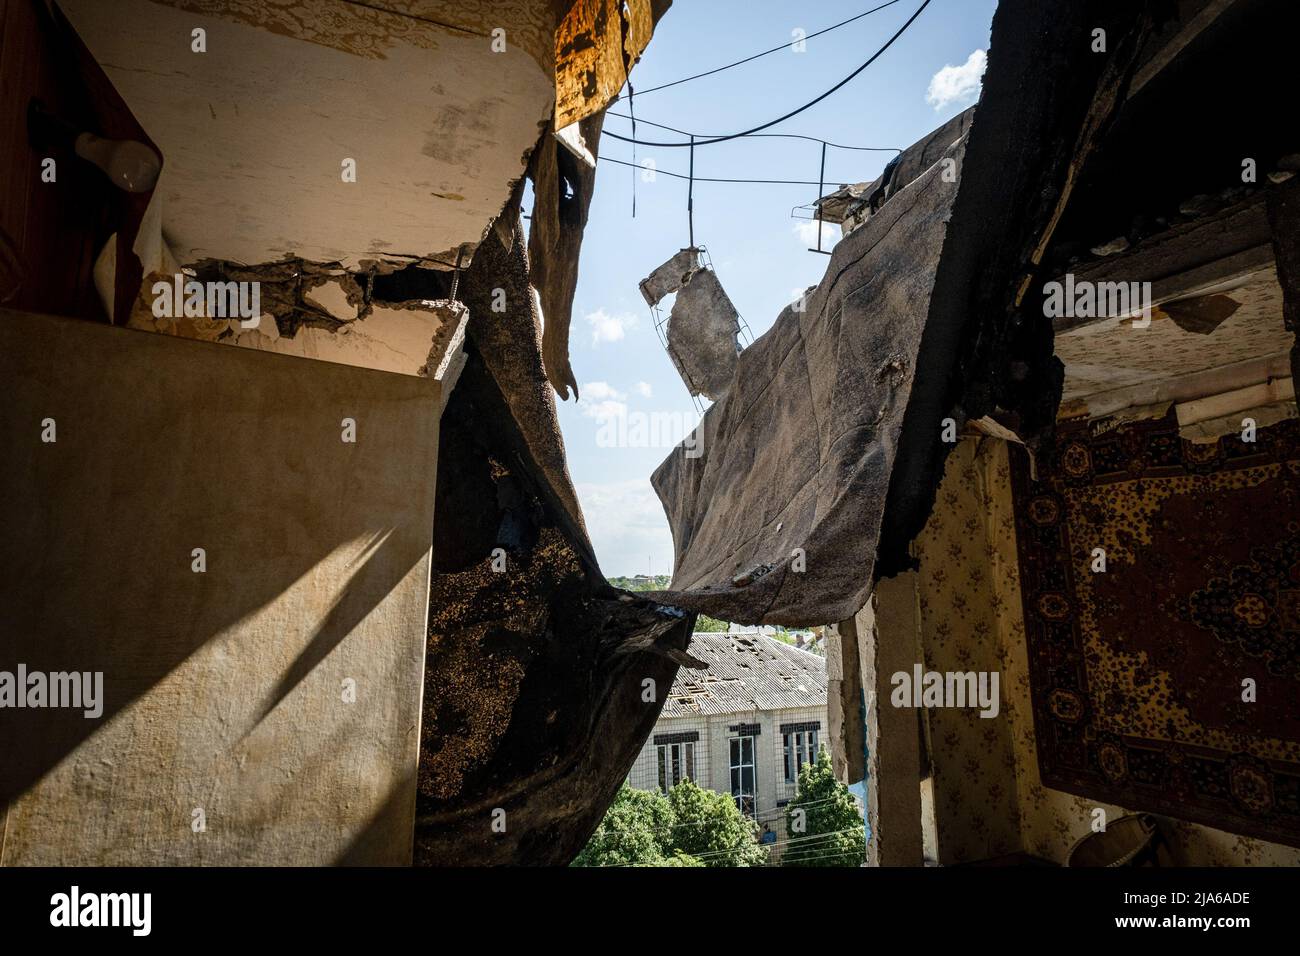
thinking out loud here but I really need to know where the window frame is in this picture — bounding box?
[783,729,819,784]
[655,740,695,793]
[729,734,757,816]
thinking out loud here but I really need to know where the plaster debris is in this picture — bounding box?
[416,300,469,383]
[1178,194,1219,217]
[665,267,741,401]
[1089,236,1130,256]
[303,275,361,322]
[639,248,699,306]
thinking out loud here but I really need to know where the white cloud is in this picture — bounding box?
[577,381,628,424]
[926,49,986,111]
[793,219,839,249]
[585,307,638,345]
[634,381,653,398]
[575,478,674,577]
[582,381,624,402]
[582,400,628,423]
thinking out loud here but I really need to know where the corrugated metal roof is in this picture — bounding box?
[661,632,827,718]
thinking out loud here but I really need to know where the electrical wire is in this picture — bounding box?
[594,827,865,866]
[612,0,904,101]
[606,111,902,152]
[584,794,851,844]
[599,154,826,186]
[601,0,933,148]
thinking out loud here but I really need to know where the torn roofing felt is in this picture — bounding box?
[649,134,967,626]
[646,0,1158,626]
[416,215,696,866]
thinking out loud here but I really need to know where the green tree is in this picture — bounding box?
[694,614,729,632]
[572,784,679,867]
[606,574,672,592]
[666,780,769,867]
[572,780,767,867]
[607,576,733,632]
[782,748,866,867]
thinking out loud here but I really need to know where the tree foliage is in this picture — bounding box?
[667,780,769,867]
[572,784,679,867]
[572,781,766,867]
[693,614,729,632]
[782,748,866,866]
[607,576,732,633]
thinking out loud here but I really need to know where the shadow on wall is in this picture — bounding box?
[0,311,435,816]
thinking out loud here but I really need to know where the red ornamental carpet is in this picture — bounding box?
[1013,413,1300,847]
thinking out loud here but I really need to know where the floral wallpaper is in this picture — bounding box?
[912,436,1300,866]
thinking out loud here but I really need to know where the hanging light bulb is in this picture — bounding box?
[28,99,160,194]
[72,133,160,193]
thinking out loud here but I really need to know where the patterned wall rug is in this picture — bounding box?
[1012,413,1300,847]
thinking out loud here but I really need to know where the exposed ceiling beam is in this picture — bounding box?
[1052,192,1275,333]
[1129,0,1244,96]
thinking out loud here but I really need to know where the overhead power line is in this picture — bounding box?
[599,155,826,186]
[584,794,851,844]
[613,0,904,101]
[601,0,933,148]
[606,111,901,153]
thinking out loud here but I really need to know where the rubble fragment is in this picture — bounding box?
[639,247,699,306]
[665,267,741,401]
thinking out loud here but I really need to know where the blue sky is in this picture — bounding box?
[550,0,998,577]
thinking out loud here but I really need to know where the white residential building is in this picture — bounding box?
[628,631,828,843]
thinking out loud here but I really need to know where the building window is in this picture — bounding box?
[729,735,756,816]
[656,740,694,793]
[783,729,819,783]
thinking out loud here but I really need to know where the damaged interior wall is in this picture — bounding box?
[851,0,1300,868]
[2,0,685,868]
[0,308,440,865]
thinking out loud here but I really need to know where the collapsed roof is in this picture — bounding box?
[645,0,1215,625]
[662,632,826,719]
[646,0,1298,627]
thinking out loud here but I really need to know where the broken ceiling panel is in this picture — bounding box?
[1056,268,1292,414]
[57,0,557,272]
[665,267,741,401]
[554,0,664,130]
[233,297,467,377]
[639,247,699,306]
